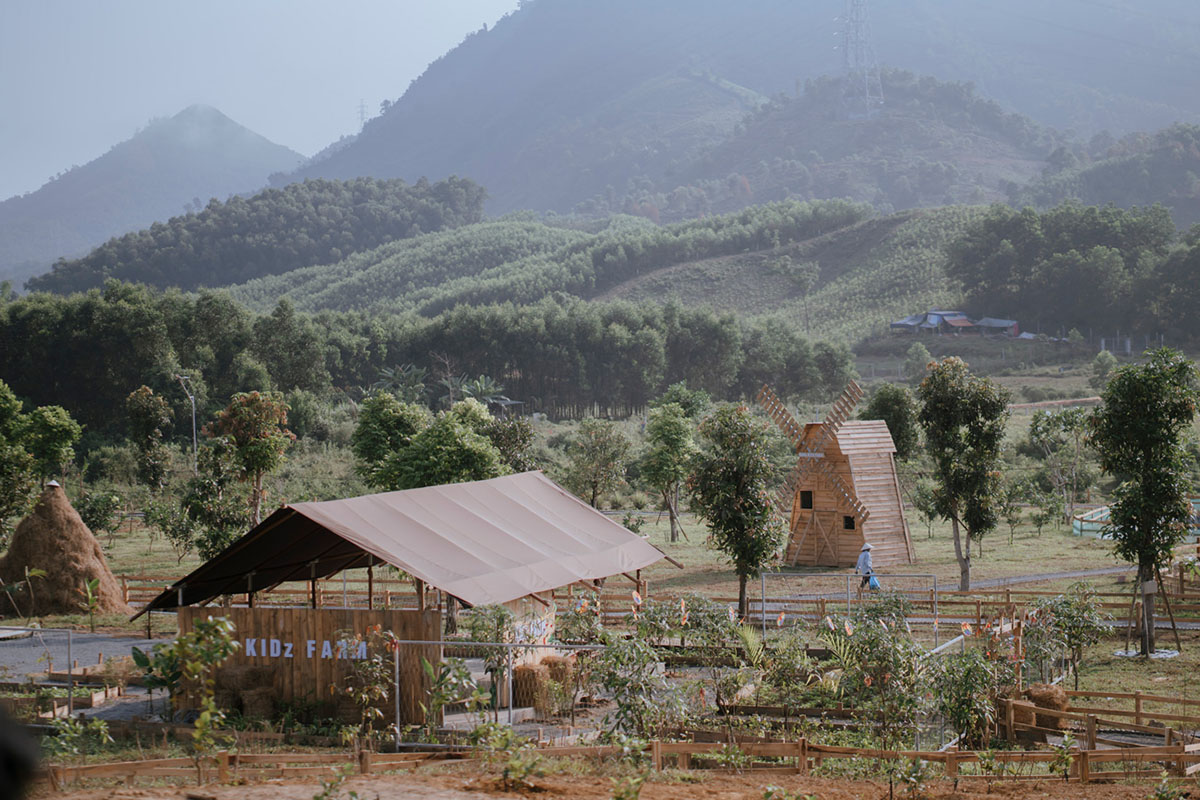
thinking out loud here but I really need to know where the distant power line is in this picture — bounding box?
[838,0,884,119]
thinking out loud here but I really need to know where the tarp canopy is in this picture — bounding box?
[136,471,668,616]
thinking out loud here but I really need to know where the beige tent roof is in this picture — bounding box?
[137,471,667,616]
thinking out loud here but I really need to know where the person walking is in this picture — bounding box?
[856,542,876,597]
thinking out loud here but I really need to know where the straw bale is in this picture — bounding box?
[214,690,239,714]
[0,484,129,617]
[241,688,274,719]
[217,665,275,692]
[1025,683,1068,730]
[513,663,550,711]
[541,654,574,685]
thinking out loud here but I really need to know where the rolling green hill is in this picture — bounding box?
[27,176,486,294]
[225,199,979,345]
[598,206,981,342]
[0,106,303,287]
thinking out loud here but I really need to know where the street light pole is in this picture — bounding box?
[176,374,197,474]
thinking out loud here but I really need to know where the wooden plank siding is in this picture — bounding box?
[177,607,440,725]
[785,420,912,568]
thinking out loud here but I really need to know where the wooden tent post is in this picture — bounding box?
[416,578,426,611]
[367,562,374,610]
[309,561,318,609]
[246,573,255,608]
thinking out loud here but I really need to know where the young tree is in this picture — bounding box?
[380,411,508,490]
[1089,350,1118,390]
[1090,348,1198,655]
[860,383,920,460]
[126,386,172,493]
[641,402,697,542]
[910,478,940,539]
[904,341,932,385]
[688,404,785,617]
[653,381,710,419]
[22,405,82,484]
[564,419,630,508]
[0,381,36,544]
[351,392,431,489]
[205,391,294,525]
[918,358,1010,591]
[1029,407,1091,523]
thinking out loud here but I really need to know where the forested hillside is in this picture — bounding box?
[0,106,302,287]
[947,201,1200,337]
[587,71,1060,220]
[27,176,486,293]
[1013,124,1200,227]
[290,0,1200,215]
[0,283,853,437]
[227,200,871,315]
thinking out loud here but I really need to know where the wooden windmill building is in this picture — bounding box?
[758,382,914,568]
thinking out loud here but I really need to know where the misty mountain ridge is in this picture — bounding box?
[0,104,303,286]
[288,0,1200,216]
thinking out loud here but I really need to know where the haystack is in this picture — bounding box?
[0,484,129,617]
[1025,683,1069,731]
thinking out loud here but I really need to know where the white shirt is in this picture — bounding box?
[856,548,873,575]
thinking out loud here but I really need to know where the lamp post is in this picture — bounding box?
[176,374,197,474]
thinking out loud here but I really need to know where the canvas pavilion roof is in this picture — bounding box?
[136,471,668,617]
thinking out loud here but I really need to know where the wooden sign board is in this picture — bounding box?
[177,606,441,724]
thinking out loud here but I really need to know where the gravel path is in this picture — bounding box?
[0,628,171,680]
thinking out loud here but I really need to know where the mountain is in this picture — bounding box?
[0,105,303,287]
[27,176,486,294]
[288,0,1200,216]
[1013,123,1200,227]
[589,70,1060,220]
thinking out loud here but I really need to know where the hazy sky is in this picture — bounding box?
[0,1,520,200]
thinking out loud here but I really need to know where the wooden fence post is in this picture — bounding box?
[359,750,373,775]
[945,748,958,778]
[1078,750,1090,784]
[797,739,809,775]
[1135,691,1144,726]
[975,599,982,630]
[651,740,663,771]
[217,750,230,782]
[1085,715,1097,751]
[1005,698,1016,742]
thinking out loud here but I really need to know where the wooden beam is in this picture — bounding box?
[526,592,550,608]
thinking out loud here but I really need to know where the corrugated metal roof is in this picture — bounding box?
[975,317,1017,328]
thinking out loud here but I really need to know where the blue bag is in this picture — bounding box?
[868,575,881,591]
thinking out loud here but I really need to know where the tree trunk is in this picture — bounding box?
[1140,561,1156,655]
[951,516,971,591]
[665,489,679,543]
[252,473,263,525]
[737,575,748,620]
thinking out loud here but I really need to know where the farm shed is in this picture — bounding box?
[137,471,669,722]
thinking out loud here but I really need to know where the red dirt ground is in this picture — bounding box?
[45,769,1172,800]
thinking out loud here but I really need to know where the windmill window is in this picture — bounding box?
[800,491,813,509]
[843,515,856,530]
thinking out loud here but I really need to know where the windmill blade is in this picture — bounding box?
[805,380,865,455]
[756,384,806,452]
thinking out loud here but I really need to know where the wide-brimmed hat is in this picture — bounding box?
[860,543,873,551]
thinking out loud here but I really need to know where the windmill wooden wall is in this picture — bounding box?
[783,421,913,568]
[759,382,914,569]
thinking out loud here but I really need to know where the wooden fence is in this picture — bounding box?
[47,749,443,788]
[47,738,1200,788]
